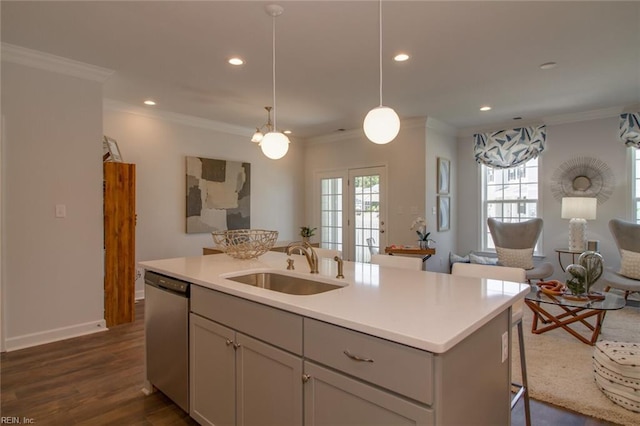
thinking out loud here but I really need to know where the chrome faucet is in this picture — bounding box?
[286,241,319,274]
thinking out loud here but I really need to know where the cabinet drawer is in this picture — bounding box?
[304,318,433,405]
[191,285,303,355]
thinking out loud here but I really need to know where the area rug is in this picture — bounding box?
[512,304,640,425]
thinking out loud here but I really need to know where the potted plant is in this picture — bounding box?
[410,217,435,249]
[300,226,317,243]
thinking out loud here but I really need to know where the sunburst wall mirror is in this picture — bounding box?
[550,157,615,205]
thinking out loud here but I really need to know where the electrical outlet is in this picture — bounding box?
[136,267,144,282]
[501,331,509,363]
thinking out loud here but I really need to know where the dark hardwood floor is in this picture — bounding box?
[1,301,619,425]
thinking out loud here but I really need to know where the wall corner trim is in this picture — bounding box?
[1,43,114,82]
[426,117,457,136]
[4,319,108,352]
[103,98,254,137]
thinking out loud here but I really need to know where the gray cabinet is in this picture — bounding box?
[190,286,303,426]
[190,314,235,426]
[236,333,303,425]
[190,285,510,425]
[304,361,433,426]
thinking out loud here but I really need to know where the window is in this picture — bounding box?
[633,149,640,223]
[481,157,539,251]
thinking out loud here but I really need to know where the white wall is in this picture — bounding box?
[304,118,428,261]
[2,61,106,350]
[425,117,458,273]
[456,115,632,282]
[103,106,305,296]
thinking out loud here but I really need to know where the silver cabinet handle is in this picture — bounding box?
[302,374,311,383]
[343,350,374,363]
[225,339,233,346]
[233,343,241,350]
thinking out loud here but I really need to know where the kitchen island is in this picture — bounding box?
[140,251,529,425]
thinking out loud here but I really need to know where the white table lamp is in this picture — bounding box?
[561,197,597,251]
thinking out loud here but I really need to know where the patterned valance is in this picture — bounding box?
[474,125,546,169]
[619,113,640,149]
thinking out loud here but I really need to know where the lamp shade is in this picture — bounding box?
[363,106,400,144]
[260,132,290,160]
[561,197,597,220]
[251,130,264,143]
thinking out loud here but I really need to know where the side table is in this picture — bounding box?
[554,248,584,272]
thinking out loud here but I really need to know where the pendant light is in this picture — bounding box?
[363,0,400,145]
[251,106,273,143]
[260,4,290,160]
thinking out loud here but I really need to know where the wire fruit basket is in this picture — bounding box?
[211,229,279,260]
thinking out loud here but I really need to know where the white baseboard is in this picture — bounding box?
[5,319,108,352]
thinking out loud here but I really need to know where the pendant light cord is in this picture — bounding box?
[272,15,278,131]
[378,0,383,107]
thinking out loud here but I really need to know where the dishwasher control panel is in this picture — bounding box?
[144,270,190,295]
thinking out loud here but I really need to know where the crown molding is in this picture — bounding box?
[1,43,114,82]
[308,116,427,145]
[103,99,254,137]
[541,106,623,126]
[456,106,626,138]
[426,116,457,136]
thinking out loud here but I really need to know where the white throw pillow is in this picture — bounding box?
[495,247,534,270]
[619,249,640,280]
[469,253,498,265]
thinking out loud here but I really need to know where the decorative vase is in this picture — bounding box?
[565,264,588,296]
[302,236,309,244]
[419,240,428,249]
[578,251,604,294]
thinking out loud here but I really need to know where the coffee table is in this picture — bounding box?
[524,286,625,345]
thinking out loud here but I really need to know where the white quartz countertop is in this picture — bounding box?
[139,252,529,353]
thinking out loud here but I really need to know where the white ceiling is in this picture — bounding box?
[2,1,639,139]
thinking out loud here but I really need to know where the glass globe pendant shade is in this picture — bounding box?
[260,131,290,160]
[251,129,264,143]
[363,106,400,144]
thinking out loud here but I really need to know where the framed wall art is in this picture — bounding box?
[437,157,450,194]
[103,136,123,162]
[186,156,251,234]
[437,195,450,232]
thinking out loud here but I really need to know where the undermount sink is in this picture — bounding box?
[225,272,343,295]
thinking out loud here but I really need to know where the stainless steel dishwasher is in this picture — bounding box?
[144,270,190,412]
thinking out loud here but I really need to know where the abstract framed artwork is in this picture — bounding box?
[437,157,450,194]
[437,195,450,232]
[186,156,251,234]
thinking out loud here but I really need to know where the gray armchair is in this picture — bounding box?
[487,218,554,283]
[603,219,640,300]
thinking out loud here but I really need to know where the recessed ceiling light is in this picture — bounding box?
[539,62,557,70]
[144,100,156,106]
[228,57,244,66]
[283,130,292,135]
[480,106,492,112]
[394,53,410,62]
[513,116,523,120]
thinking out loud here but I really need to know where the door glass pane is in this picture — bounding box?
[320,178,343,253]
[353,174,380,263]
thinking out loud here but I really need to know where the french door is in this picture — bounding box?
[318,166,387,262]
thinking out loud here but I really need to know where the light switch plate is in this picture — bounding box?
[55,204,66,218]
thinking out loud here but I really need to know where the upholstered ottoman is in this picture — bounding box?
[593,341,640,413]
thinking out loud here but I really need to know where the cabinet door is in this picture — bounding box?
[304,362,433,426]
[236,333,303,426]
[190,314,236,426]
